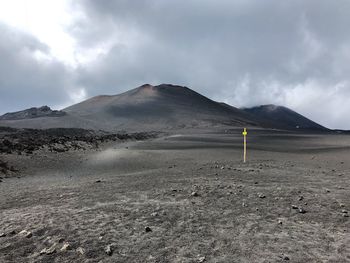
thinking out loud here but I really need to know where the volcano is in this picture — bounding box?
[0,84,328,132]
[0,84,257,131]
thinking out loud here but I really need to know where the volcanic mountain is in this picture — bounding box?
[242,104,327,131]
[0,84,258,131]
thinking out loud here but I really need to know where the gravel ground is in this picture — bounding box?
[0,130,349,262]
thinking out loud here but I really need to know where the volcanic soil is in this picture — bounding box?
[0,129,349,262]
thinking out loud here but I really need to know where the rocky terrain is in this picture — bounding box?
[0,106,66,120]
[0,129,349,262]
[0,126,158,176]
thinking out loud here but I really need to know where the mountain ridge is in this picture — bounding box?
[0,84,327,132]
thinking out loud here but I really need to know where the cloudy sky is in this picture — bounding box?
[0,0,349,129]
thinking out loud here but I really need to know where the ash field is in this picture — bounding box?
[0,85,349,263]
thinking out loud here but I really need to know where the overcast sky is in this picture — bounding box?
[0,0,349,129]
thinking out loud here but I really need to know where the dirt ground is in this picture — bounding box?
[0,129,349,262]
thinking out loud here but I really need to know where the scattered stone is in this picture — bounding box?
[298,196,304,201]
[198,256,206,262]
[76,247,85,255]
[8,230,16,235]
[0,232,6,237]
[242,202,247,207]
[298,207,306,214]
[60,242,71,251]
[258,194,266,199]
[151,212,159,217]
[105,244,113,256]
[340,203,345,208]
[145,226,152,233]
[291,205,298,209]
[283,256,290,260]
[95,179,102,183]
[341,209,348,214]
[40,244,56,255]
[19,230,32,238]
[278,220,283,225]
[191,191,199,197]
[343,214,349,218]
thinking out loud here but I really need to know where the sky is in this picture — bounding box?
[0,0,350,129]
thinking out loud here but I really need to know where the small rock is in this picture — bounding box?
[19,230,32,238]
[40,244,56,255]
[242,202,247,207]
[191,191,199,197]
[291,205,298,209]
[151,212,159,217]
[298,207,306,214]
[341,209,348,214]
[278,220,283,225]
[95,179,102,183]
[8,230,16,235]
[145,226,152,233]
[60,242,71,251]
[105,244,113,256]
[198,256,206,262]
[283,256,290,260]
[76,247,85,255]
[298,196,304,201]
[58,237,65,243]
[340,203,345,208]
[258,194,266,199]
[0,233,6,237]
[343,214,349,218]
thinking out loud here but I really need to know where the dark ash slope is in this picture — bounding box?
[243,104,327,131]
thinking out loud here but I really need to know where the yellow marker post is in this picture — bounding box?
[242,128,248,163]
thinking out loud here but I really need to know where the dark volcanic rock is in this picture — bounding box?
[0,127,158,155]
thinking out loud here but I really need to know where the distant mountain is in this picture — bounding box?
[0,84,258,131]
[0,106,65,120]
[0,85,329,132]
[242,104,327,131]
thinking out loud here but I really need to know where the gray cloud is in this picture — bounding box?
[1,1,350,129]
[69,0,350,129]
[0,23,79,114]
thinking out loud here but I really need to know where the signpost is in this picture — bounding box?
[242,128,247,163]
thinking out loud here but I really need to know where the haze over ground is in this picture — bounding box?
[0,0,350,129]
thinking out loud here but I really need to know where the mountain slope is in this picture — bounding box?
[242,104,327,131]
[0,84,258,131]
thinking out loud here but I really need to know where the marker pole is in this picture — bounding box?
[242,128,247,163]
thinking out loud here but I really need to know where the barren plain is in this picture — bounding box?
[0,129,349,262]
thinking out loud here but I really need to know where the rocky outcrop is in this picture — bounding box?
[0,106,66,120]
